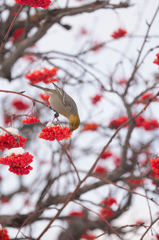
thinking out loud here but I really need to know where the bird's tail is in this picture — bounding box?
[29,83,49,91]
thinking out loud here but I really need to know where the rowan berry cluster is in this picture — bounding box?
[4,115,13,125]
[69,211,84,218]
[109,115,158,130]
[99,208,114,219]
[22,117,40,124]
[39,93,50,105]
[39,125,72,141]
[81,233,97,239]
[1,198,10,204]
[0,134,26,151]
[100,197,118,207]
[25,67,58,84]
[109,116,128,129]
[111,28,127,39]
[94,166,107,175]
[12,99,30,111]
[82,123,99,131]
[0,228,11,240]
[156,234,159,239]
[100,150,121,167]
[138,93,154,102]
[10,28,24,42]
[135,116,158,130]
[153,53,159,65]
[150,171,159,179]
[101,150,112,159]
[90,94,103,105]
[117,78,127,85]
[14,0,51,9]
[99,197,117,220]
[150,158,159,173]
[0,152,33,175]
[127,178,143,189]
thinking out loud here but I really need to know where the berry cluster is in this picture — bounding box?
[114,157,121,167]
[4,115,13,125]
[69,211,84,218]
[117,78,127,85]
[109,116,128,129]
[135,220,145,225]
[150,171,159,179]
[150,158,159,173]
[100,150,121,167]
[10,28,25,42]
[156,234,159,239]
[100,197,117,207]
[109,115,159,130]
[90,94,103,105]
[39,125,72,141]
[94,166,107,175]
[127,178,143,189]
[1,198,9,204]
[14,0,51,9]
[0,134,27,151]
[0,152,33,175]
[0,228,11,240]
[136,92,158,104]
[22,117,40,124]
[153,53,159,66]
[99,197,117,220]
[111,28,127,39]
[101,150,112,160]
[39,93,50,105]
[82,123,99,131]
[81,233,97,239]
[25,67,58,84]
[99,208,114,219]
[135,116,158,130]
[12,99,30,111]
[138,93,154,102]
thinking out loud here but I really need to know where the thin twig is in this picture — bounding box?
[0,89,51,109]
[0,5,23,53]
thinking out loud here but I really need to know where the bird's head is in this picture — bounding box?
[69,114,80,131]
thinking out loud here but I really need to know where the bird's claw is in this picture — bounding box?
[54,111,59,118]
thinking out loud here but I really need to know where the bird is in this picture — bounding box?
[30,83,80,131]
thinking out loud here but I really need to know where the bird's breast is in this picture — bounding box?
[48,94,69,118]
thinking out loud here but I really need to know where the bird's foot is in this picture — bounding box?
[52,111,60,124]
[54,111,59,118]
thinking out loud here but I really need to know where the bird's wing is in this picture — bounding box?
[52,83,71,107]
[63,92,71,107]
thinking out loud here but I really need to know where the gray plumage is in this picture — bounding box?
[30,83,79,118]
